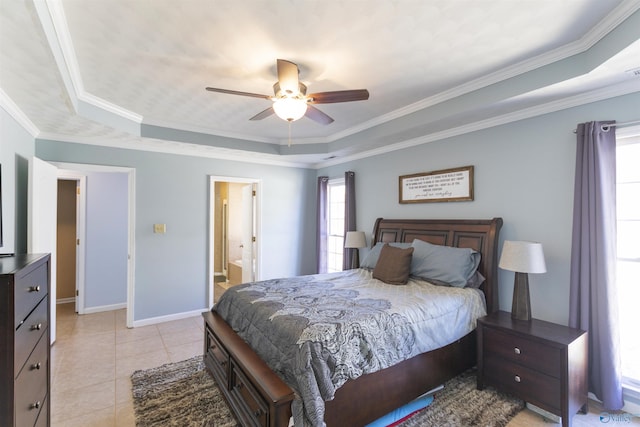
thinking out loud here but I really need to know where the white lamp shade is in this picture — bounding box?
[344,231,367,249]
[499,240,546,273]
[273,97,307,122]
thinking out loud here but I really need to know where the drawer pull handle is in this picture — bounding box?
[29,285,41,292]
[31,401,41,410]
[514,375,521,383]
[31,362,42,370]
[31,323,43,331]
[514,347,521,355]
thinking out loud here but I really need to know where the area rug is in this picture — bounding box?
[396,368,524,427]
[131,356,524,427]
[131,356,236,427]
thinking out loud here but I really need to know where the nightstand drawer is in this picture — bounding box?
[484,356,560,412]
[483,327,561,378]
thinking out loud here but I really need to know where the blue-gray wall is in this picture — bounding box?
[317,92,640,326]
[3,91,639,325]
[34,141,318,320]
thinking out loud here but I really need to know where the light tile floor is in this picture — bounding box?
[51,303,203,427]
[51,303,636,426]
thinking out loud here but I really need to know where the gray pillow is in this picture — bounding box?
[410,239,481,287]
[360,242,412,269]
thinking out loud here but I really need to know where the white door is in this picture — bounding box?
[241,184,255,283]
[28,157,58,344]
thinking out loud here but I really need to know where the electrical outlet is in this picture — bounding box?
[153,224,166,234]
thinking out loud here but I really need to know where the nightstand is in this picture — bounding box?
[477,311,588,427]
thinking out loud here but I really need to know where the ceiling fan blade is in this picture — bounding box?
[277,59,300,95]
[307,89,370,104]
[206,87,271,100]
[305,105,334,125]
[249,107,275,121]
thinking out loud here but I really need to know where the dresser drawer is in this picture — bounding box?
[14,263,48,329]
[34,395,48,427]
[15,332,49,427]
[230,359,269,427]
[483,327,561,378]
[485,355,560,412]
[15,297,49,374]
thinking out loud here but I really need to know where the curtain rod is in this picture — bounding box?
[572,120,640,133]
[600,120,640,132]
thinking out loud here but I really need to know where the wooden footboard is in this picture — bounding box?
[203,311,294,427]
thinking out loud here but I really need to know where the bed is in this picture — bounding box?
[202,217,503,427]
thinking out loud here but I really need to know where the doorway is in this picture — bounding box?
[208,176,260,307]
[52,163,135,328]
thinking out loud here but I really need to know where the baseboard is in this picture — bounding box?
[83,302,127,314]
[132,308,207,328]
[56,297,75,304]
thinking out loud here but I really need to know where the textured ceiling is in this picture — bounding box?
[1,0,639,167]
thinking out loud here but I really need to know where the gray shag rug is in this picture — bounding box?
[396,368,524,427]
[131,356,524,427]
[131,356,237,427]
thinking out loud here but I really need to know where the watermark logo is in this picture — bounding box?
[600,412,639,423]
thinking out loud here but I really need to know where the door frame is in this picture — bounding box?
[56,170,87,314]
[208,175,261,308]
[52,162,136,328]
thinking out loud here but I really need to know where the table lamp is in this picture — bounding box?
[498,240,546,321]
[344,231,367,269]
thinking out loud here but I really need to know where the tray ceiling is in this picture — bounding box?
[1,1,639,167]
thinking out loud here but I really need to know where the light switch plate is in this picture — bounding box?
[153,224,166,234]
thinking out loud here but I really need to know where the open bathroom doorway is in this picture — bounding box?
[208,176,260,307]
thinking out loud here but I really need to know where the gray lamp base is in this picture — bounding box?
[350,249,360,269]
[511,272,532,321]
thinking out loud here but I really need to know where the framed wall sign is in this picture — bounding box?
[399,166,474,204]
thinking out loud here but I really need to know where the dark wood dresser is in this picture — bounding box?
[477,310,588,427]
[1,254,51,427]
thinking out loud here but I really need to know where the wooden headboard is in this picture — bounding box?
[371,217,503,313]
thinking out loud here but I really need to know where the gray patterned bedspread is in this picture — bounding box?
[213,269,486,427]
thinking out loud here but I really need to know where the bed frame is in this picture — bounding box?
[203,217,503,427]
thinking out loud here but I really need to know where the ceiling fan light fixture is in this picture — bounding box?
[273,97,308,122]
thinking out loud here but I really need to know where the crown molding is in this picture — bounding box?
[0,88,40,137]
[315,81,640,169]
[35,132,313,168]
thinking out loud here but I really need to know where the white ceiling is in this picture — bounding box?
[1,0,639,167]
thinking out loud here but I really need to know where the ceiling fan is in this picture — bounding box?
[206,59,369,125]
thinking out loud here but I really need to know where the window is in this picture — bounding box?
[616,134,640,389]
[327,179,345,273]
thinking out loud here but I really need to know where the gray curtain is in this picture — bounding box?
[569,121,623,410]
[316,176,329,273]
[343,171,357,270]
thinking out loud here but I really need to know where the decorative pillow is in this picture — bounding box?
[372,244,414,285]
[410,239,481,288]
[360,242,412,269]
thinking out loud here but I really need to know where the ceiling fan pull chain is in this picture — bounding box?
[288,121,292,147]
